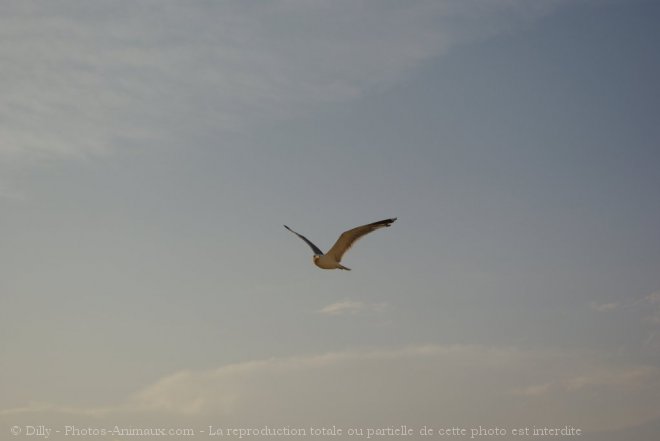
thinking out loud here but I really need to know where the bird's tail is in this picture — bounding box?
[338,264,351,271]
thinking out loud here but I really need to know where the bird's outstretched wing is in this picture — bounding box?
[326,218,396,262]
[284,225,324,255]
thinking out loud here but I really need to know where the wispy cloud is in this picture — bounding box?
[643,292,660,326]
[0,1,569,164]
[511,363,660,415]
[591,292,660,352]
[317,299,388,316]
[591,292,660,325]
[564,365,660,392]
[511,382,553,397]
[3,344,659,433]
[646,292,660,303]
[590,302,621,312]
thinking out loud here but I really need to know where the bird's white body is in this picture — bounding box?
[314,254,350,270]
[284,218,396,271]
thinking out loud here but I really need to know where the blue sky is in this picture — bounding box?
[1,1,660,439]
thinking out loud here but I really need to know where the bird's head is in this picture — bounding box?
[313,255,320,262]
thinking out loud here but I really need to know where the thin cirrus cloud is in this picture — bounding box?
[317,299,388,316]
[644,292,660,326]
[1,344,659,434]
[590,302,621,312]
[0,0,568,163]
[591,292,660,351]
[591,292,660,324]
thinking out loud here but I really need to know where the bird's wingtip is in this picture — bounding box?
[371,217,397,227]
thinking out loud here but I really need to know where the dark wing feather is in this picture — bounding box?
[284,225,324,255]
[326,218,396,262]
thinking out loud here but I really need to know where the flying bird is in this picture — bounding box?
[284,218,397,270]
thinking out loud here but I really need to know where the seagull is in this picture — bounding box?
[284,218,397,270]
